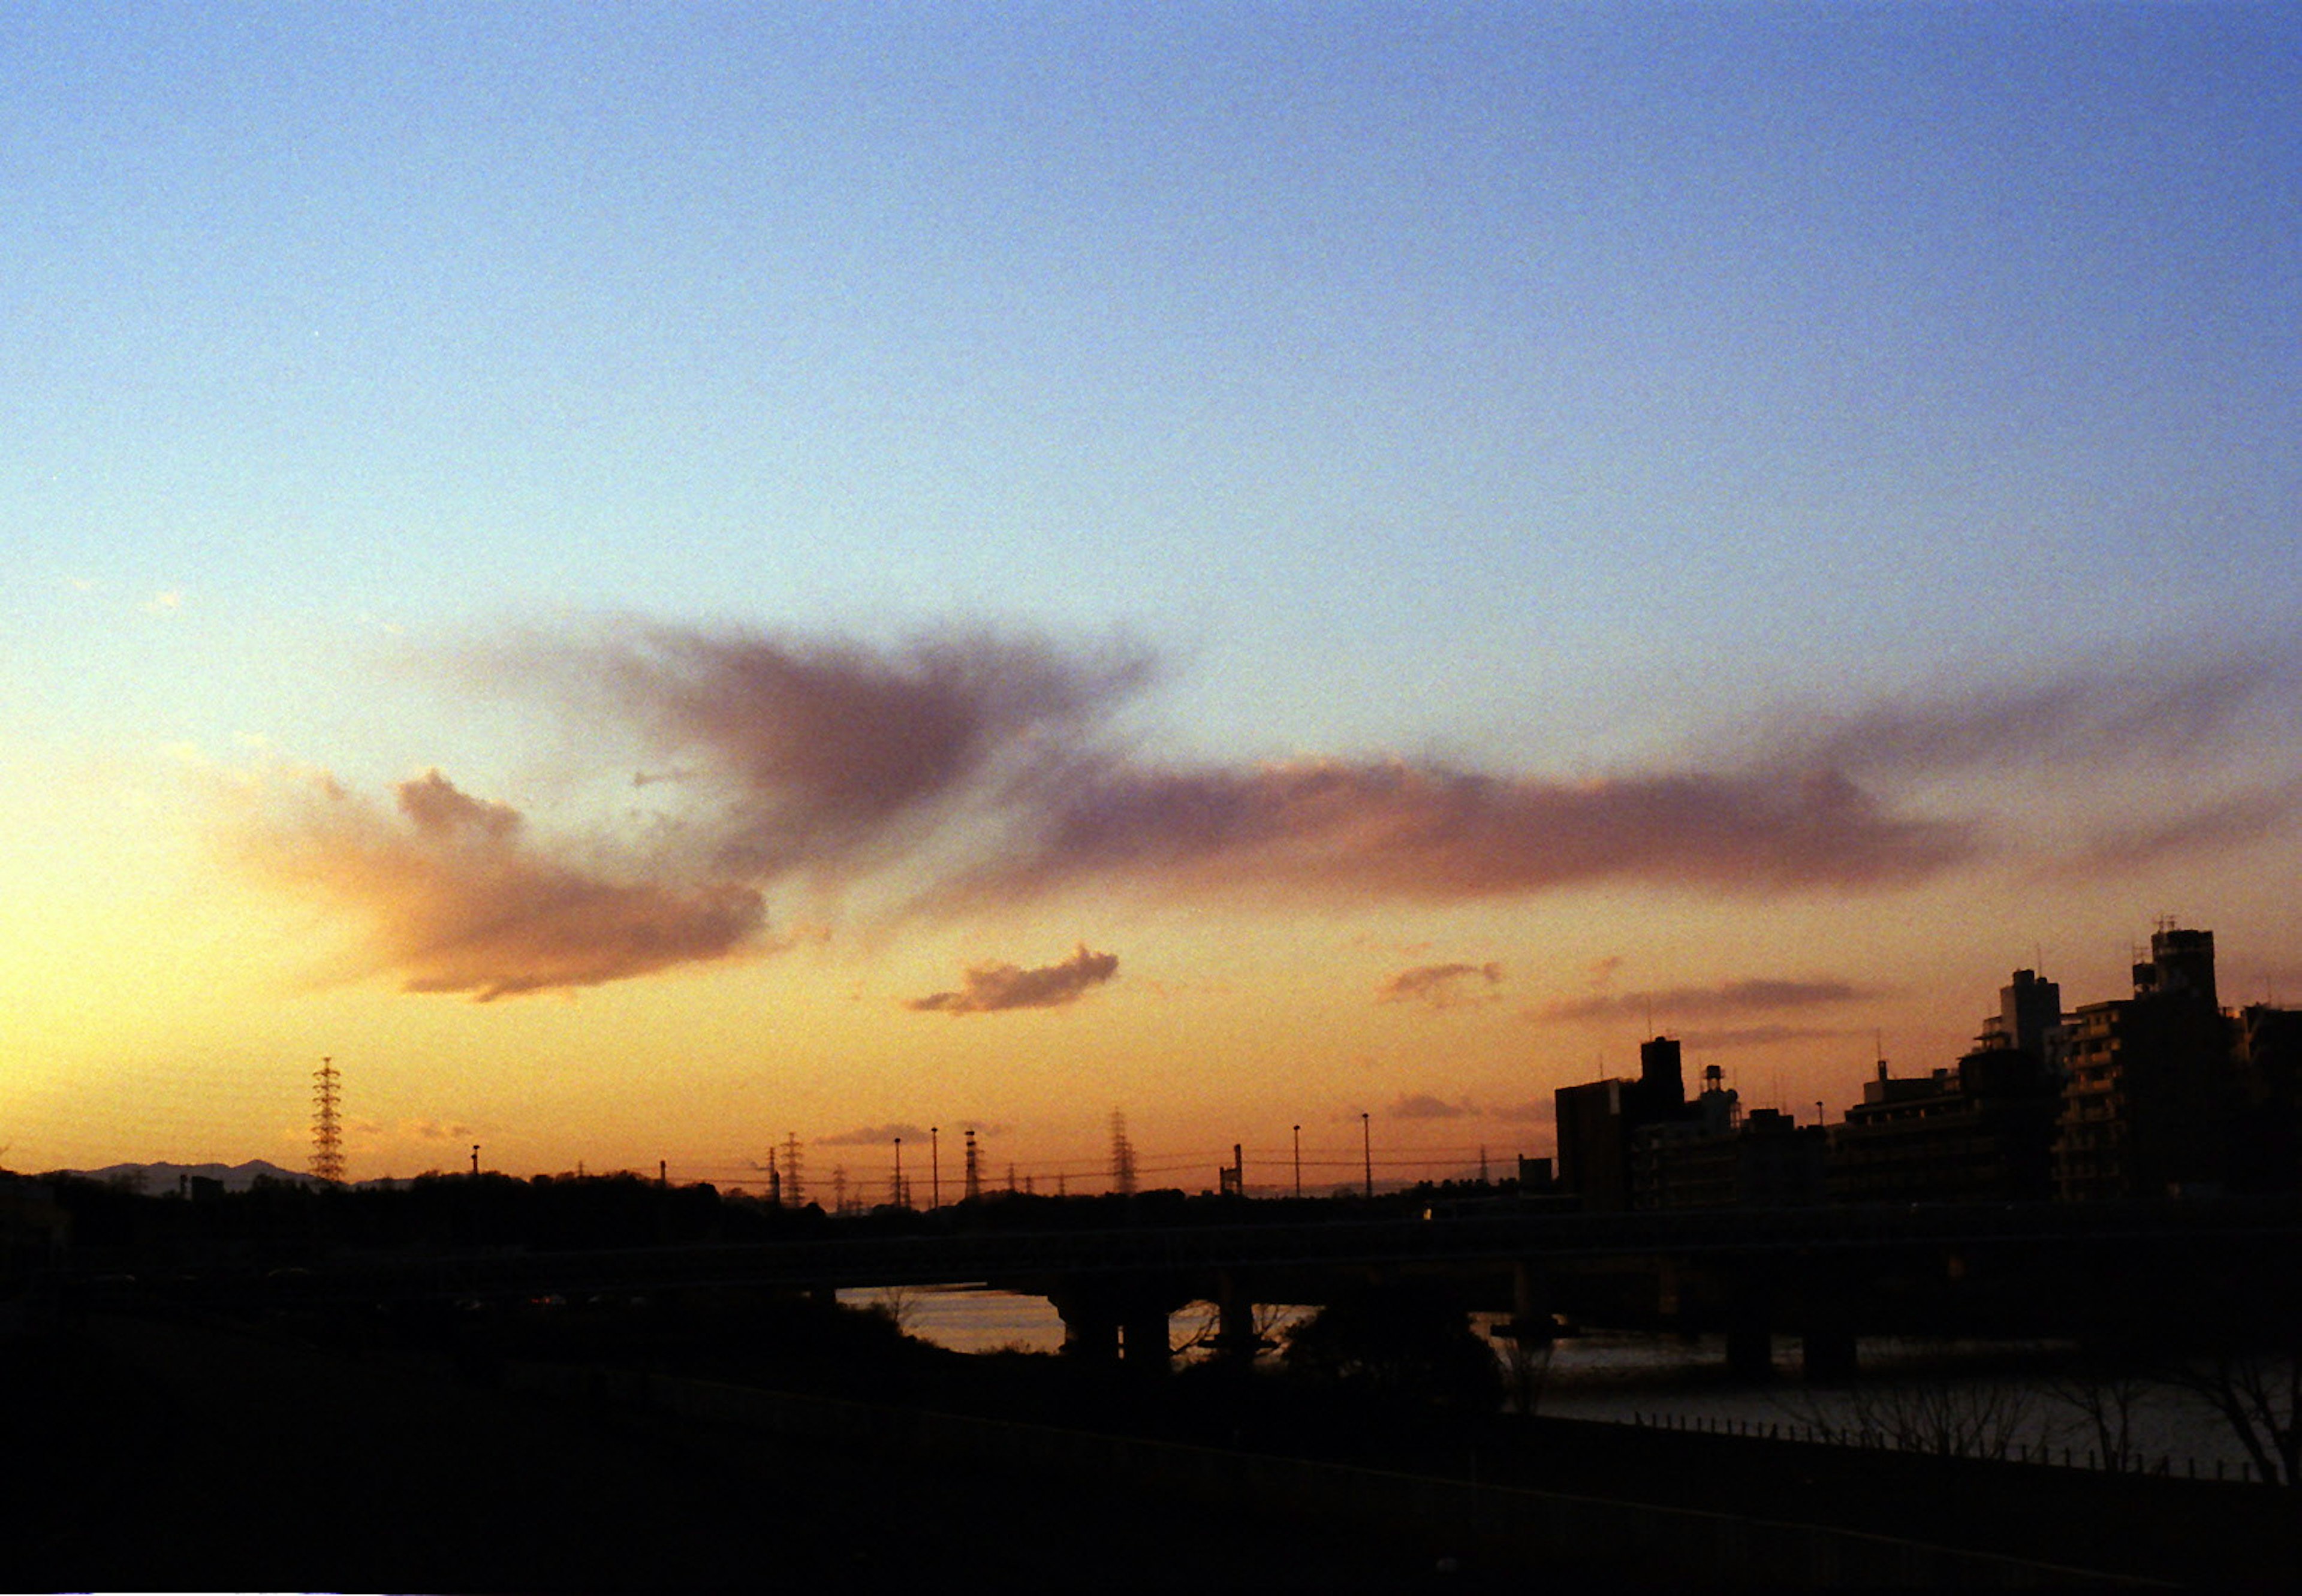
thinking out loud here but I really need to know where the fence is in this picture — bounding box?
[1626,1408,2267,1484]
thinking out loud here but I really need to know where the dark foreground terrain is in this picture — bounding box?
[8,1308,1477,1593]
[8,1301,2299,1591]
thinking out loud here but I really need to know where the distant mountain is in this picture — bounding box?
[45,1160,323,1194]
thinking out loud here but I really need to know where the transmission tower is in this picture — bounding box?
[1109,1109,1137,1196]
[310,1057,344,1184]
[963,1127,981,1202]
[782,1132,805,1206]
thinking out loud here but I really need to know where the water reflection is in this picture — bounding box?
[855,1287,2265,1476]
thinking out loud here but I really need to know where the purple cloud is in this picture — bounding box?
[905,944,1120,1015]
[1376,962,1505,1009]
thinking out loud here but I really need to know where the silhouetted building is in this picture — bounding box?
[1632,1064,1827,1208]
[1982,967,2066,1064]
[1555,1036,1689,1211]
[1830,1048,2060,1203]
[2054,925,2237,1200]
[2231,1002,2302,1193]
[1828,967,2063,1203]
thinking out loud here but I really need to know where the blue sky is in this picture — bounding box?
[4,4,2298,1180]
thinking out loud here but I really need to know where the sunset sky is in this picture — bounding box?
[5,4,2298,1195]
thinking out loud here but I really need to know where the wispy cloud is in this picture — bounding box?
[2047,783,2302,877]
[905,944,1120,1015]
[816,1122,932,1147]
[1387,1092,1475,1120]
[218,622,2293,1000]
[1535,977,1864,1025]
[1376,962,1504,1009]
[959,761,1972,906]
[1771,659,2289,776]
[223,767,764,1000]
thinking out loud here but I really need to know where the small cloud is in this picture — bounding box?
[1388,1092,1474,1120]
[1376,961,1504,1009]
[905,943,1120,1015]
[1535,977,1863,1025]
[407,1118,477,1142]
[143,589,187,614]
[817,1122,931,1147]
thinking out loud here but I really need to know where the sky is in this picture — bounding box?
[4,2,2299,1195]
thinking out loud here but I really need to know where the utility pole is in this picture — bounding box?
[1292,1124,1301,1199]
[892,1137,904,1208]
[1361,1112,1372,1200]
[930,1126,940,1209]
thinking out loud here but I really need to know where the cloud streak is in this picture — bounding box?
[220,622,2295,1000]
[816,1123,932,1147]
[906,944,1120,1015]
[1377,962,1504,1009]
[1387,1092,1474,1120]
[1536,977,1865,1025]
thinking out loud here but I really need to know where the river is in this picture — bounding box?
[842,1284,2280,1482]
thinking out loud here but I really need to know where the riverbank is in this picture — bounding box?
[10,1305,2294,1589]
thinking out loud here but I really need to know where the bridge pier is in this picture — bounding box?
[1499,1257,1555,1343]
[1210,1271,1265,1363]
[1725,1319,1773,1380]
[1051,1290,1119,1363]
[1725,1271,1774,1380]
[1800,1314,1858,1382]
[1050,1281,1180,1370]
[1120,1302,1171,1371]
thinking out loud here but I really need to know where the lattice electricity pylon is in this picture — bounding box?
[311,1057,345,1184]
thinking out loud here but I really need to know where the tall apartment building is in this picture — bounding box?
[1554,1036,1688,1211]
[2053,925,2237,1201]
[1830,968,2063,1204]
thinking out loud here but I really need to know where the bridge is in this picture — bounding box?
[209,1193,2302,1374]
